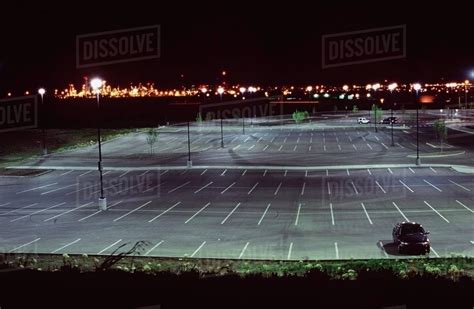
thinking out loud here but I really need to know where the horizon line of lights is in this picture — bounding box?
[4,80,472,99]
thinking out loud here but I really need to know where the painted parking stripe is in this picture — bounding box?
[392,202,409,221]
[79,170,93,177]
[367,169,372,175]
[185,202,211,224]
[118,171,130,178]
[221,182,236,194]
[263,170,268,177]
[160,170,169,176]
[241,169,247,176]
[278,145,283,151]
[423,179,442,192]
[78,200,123,222]
[334,242,339,259]
[300,182,306,196]
[430,167,437,174]
[97,239,122,255]
[274,182,282,195]
[263,145,269,151]
[59,170,73,177]
[295,203,302,226]
[346,169,350,176]
[248,182,259,195]
[448,180,471,191]
[330,203,335,225]
[455,200,474,213]
[168,181,191,194]
[144,240,164,256]
[361,202,373,225]
[44,202,93,222]
[287,242,293,260]
[396,143,404,148]
[375,181,386,194]
[430,247,440,258]
[350,181,359,195]
[41,184,77,195]
[399,180,414,193]
[379,241,389,258]
[248,145,255,151]
[408,167,415,174]
[387,168,393,175]
[200,169,208,176]
[374,136,380,141]
[366,143,373,150]
[424,201,450,223]
[238,242,250,259]
[10,202,66,222]
[9,238,41,253]
[0,203,38,216]
[233,145,241,151]
[327,183,331,195]
[51,238,81,254]
[113,201,152,222]
[194,182,213,194]
[221,202,241,224]
[148,201,182,223]
[16,183,58,194]
[190,241,206,258]
[258,203,271,225]
[103,171,112,176]
[381,143,388,150]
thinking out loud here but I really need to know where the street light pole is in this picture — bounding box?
[388,83,398,147]
[187,121,192,168]
[38,88,47,155]
[413,83,422,166]
[91,78,106,210]
[220,117,224,148]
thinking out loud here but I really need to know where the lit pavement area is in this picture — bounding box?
[1,111,473,260]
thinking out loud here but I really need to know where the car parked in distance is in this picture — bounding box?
[358,117,370,124]
[392,222,430,254]
[380,116,398,124]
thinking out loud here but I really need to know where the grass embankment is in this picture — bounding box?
[0,128,136,169]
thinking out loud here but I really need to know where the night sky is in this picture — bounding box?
[1,1,473,94]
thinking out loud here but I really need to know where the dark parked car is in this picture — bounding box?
[380,116,398,124]
[392,222,430,254]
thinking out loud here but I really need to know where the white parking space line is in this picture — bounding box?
[97,239,122,255]
[300,182,306,196]
[79,170,93,177]
[185,202,211,224]
[327,183,331,195]
[168,181,191,194]
[350,181,359,195]
[361,202,373,225]
[118,171,130,178]
[194,182,213,194]
[305,170,308,177]
[396,143,404,148]
[179,170,187,176]
[387,168,393,175]
[366,143,373,150]
[221,202,241,224]
[330,203,335,225]
[221,182,236,194]
[262,145,269,151]
[274,182,282,195]
[470,241,474,245]
[148,202,182,223]
[381,143,388,149]
[284,170,288,177]
[392,202,409,221]
[430,247,440,258]
[308,145,312,151]
[244,137,250,142]
[160,170,169,176]
[248,145,255,151]
[423,179,442,192]
[103,171,112,176]
[113,201,152,222]
[334,242,339,259]
[0,203,38,216]
[367,169,372,175]
[430,167,438,174]
[375,181,386,194]
[10,202,66,222]
[220,169,227,176]
[338,145,342,151]
[323,145,326,152]
[144,240,164,256]
[448,180,471,191]
[455,200,474,213]
[326,169,329,176]
[59,170,73,177]
[408,168,415,174]
[44,202,93,222]
[399,180,414,193]
[41,183,77,195]
[16,183,58,194]
[346,169,350,176]
[258,203,271,225]
[200,169,208,176]
[379,241,389,258]
[248,182,259,195]
[287,242,293,260]
[51,238,81,254]
[77,200,122,222]
[233,145,241,151]
[295,203,302,226]
[9,238,41,253]
[263,170,267,177]
[352,144,357,151]
[0,202,11,208]
[238,242,250,259]
[423,201,450,223]
[241,169,247,176]
[190,241,206,258]
[278,145,283,152]
[374,136,380,141]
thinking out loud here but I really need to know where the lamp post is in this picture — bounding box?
[388,83,398,146]
[38,88,47,155]
[239,87,246,134]
[413,83,422,165]
[91,78,106,210]
[187,121,192,168]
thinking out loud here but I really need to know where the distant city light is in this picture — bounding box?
[239,87,246,94]
[217,87,225,95]
[248,86,257,93]
[38,88,46,96]
[90,78,103,90]
[342,85,349,91]
[413,83,422,92]
[323,93,330,98]
[200,87,208,94]
[365,84,372,90]
[366,93,371,98]
[25,91,29,95]
[306,86,313,92]
[372,83,381,90]
[313,93,319,98]
[388,83,398,91]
